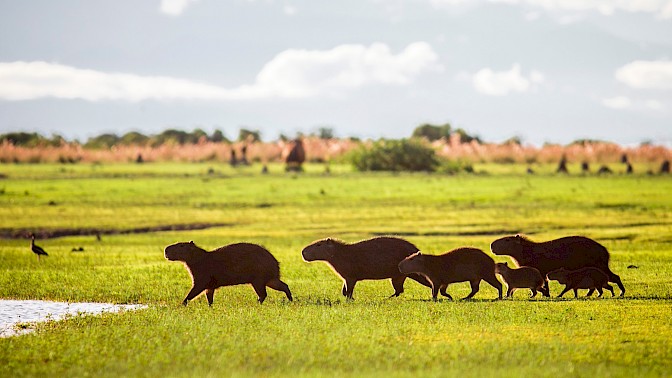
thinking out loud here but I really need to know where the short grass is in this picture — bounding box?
[0,162,671,377]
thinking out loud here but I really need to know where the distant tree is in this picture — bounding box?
[49,134,66,147]
[411,123,452,141]
[502,136,522,145]
[191,128,208,143]
[238,128,261,143]
[570,139,608,146]
[317,127,335,140]
[85,133,120,149]
[120,131,149,146]
[151,129,192,146]
[0,132,45,147]
[454,128,482,143]
[210,129,228,143]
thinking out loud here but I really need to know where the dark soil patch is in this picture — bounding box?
[1,223,232,239]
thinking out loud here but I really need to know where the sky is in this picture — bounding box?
[1,0,671,145]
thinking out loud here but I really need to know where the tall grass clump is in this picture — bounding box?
[349,139,441,172]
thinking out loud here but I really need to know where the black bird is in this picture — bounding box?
[30,234,49,261]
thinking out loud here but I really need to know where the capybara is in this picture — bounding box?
[164,241,293,306]
[490,235,625,296]
[495,262,548,298]
[546,267,614,298]
[301,237,431,299]
[398,248,503,301]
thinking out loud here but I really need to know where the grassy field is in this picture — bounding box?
[0,162,671,377]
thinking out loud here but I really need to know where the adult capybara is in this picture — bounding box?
[495,262,548,298]
[165,241,293,306]
[301,237,431,299]
[490,235,625,297]
[546,267,614,298]
[398,248,503,301]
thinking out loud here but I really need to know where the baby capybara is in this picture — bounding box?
[165,241,293,306]
[398,248,503,301]
[301,236,431,299]
[490,235,625,296]
[495,262,548,298]
[546,267,614,298]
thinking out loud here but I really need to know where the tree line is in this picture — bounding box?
[1,123,481,149]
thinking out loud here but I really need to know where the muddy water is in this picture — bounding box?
[0,300,146,337]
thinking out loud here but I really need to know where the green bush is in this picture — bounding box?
[350,139,440,172]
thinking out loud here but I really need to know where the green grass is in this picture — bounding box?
[0,162,671,377]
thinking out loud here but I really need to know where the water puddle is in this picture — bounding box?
[0,299,146,338]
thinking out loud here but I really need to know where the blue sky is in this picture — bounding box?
[1,0,671,145]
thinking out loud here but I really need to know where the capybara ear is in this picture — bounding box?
[189,240,194,244]
[504,262,508,267]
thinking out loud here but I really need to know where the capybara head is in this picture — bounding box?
[398,252,426,274]
[302,238,340,262]
[491,235,528,259]
[546,268,569,281]
[494,262,510,274]
[164,241,202,262]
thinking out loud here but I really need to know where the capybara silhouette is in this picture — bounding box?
[398,248,503,301]
[546,267,614,298]
[495,262,548,298]
[490,235,625,297]
[301,237,431,299]
[165,241,293,306]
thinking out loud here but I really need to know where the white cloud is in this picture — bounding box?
[489,0,672,19]
[251,42,442,98]
[646,99,664,110]
[602,96,632,109]
[425,0,672,18]
[0,42,441,102]
[600,96,667,111]
[615,60,672,90]
[471,64,544,96]
[283,4,298,16]
[0,61,230,101]
[160,0,198,16]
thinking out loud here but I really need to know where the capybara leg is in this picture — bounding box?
[586,288,595,297]
[557,286,570,298]
[506,287,514,298]
[542,280,551,297]
[389,276,406,298]
[541,285,550,297]
[344,279,357,300]
[530,288,537,298]
[596,287,604,297]
[573,288,578,298]
[252,282,268,304]
[483,274,503,299]
[408,273,432,288]
[463,280,480,300]
[205,289,215,306]
[341,284,347,297]
[267,278,293,301]
[183,285,206,306]
[439,285,453,300]
[604,283,615,297]
[431,284,440,301]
